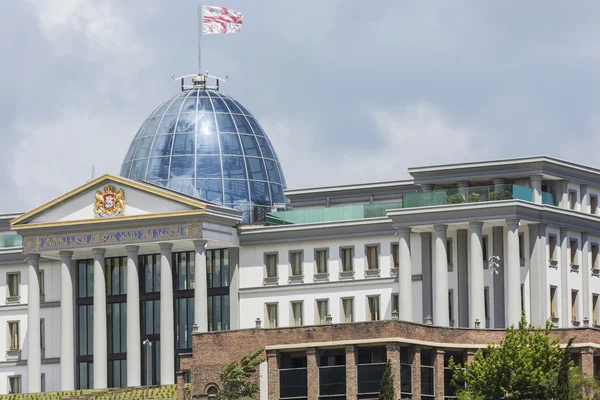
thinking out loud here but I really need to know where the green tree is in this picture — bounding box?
[449,313,596,400]
[218,348,264,400]
[378,359,395,400]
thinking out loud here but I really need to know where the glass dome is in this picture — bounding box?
[120,89,287,210]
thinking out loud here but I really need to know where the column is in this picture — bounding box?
[306,348,318,400]
[386,344,400,397]
[60,251,75,390]
[126,245,141,387]
[528,224,548,326]
[581,185,589,213]
[469,222,485,327]
[176,371,185,400]
[530,174,543,204]
[160,243,175,384]
[193,240,208,332]
[582,234,591,323]
[457,181,469,200]
[92,248,107,389]
[558,180,569,209]
[434,350,445,400]
[560,228,569,326]
[434,225,449,326]
[506,219,521,326]
[466,349,477,363]
[581,348,596,398]
[397,228,413,322]
[267,350,279,400]
[27,254,41,393]
[345,345,357,399]
[229,248,240,330]
[411,347,421,399]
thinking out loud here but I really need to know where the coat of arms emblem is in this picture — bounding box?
[94,185,126,218]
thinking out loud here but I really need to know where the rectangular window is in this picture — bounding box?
[265,253,278,278]
[593,294,599,325]
[8,376,20,394]
[593,244,600,270]
[569,190,577,210]
[572,290,578,321]
[368,296,380,321]
[340,247,353,272]
[40,319,45,356]
[7,273,19,298]
[206,249,229,289]
[315,249,328,274]
[392,294,399,315]
[550,286,557,318]
[290,251,303,276]
[41,373,45,392]
[39,270,45,302]
[207,294,230,332]
[592,195,599,215]
[8,322,19,351]
[446,239,453,266]
[366,245,379,270]
[266,303,278,328]
[317,300,329,324]
[291,302,303,326]
[570,239,578,265]
[342,298,354,323]
[519,233,525,261]
[521,284,525,313]
[173,251,195,291]
[484,286,490,327]
[448,289,454,325]
[482,236,489,261]
[549,235,558,261]
[391,243,399,269]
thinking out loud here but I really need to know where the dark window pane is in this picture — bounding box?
[240,135,260,156]
[197,112,217,134]
[216,113,236,133]
[222,250,229,287]
[222,156,247,179]
[170,156,195,179]
[270,184,285,203]
[220,134,243,155]
[223,180,250,205]
[157,114,178,134]
[357,364,386,395]
[319,366,346,396]
[147,157,170,180]
[175,113,196,133]
[196,155,222,178]
[150,135,173,157]
[421,366,435,396]
[264,160,281,183]
[232,115,251,133]
[246,158,267,181]
[196,132,220,155]
[280,369,307,399]
[210,96,227,113]
[222,98,242,114]
[172,133,196,155]
[196,180,223,203]
[250,181,270,204]
[400,364,412,395]
[256,137,274,159]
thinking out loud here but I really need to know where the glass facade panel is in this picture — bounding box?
[421,366,435,397]
[196,132,220,155]
[222,156,247,179]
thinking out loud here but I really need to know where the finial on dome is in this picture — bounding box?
[171,72,228,92]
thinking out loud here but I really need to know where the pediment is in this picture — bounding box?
[11,174,206,229]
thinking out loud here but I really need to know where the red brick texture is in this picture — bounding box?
[189,319,600,399]
[411,347,421,399]
[386,343,401,400]
[306,348,318,400]
[434,350,445,400]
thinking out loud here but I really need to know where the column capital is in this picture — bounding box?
[469,221,484,229]
[436,349,445,355]
[386,343,400,352]
[92,248,106,256]
[345,345,355,353]
[505,218,520,228]
[433,224,448,232]
[159,242,174,250]
[193,239,208,249]
[125,245,140,253]
[266,349,278,358]
[59,250,73,258]
[529,174,544,182]
[306,347,317,356]
[25,253,40,263]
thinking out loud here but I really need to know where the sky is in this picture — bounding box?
[2,1,600,213]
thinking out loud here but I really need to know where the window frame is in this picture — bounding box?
[315,248,329,275]
[39,269,45,302]
[482,236,489,263]
[6,272,20,299]
[549,235,558,261]
[40,318,45,358]
[591,194,599,215]
[446,238,453,268]
[448,289,454,326]
[365,244,380,271]
[569,238,578,266]
[289,250,303,277]
[569,189,578,210]
[593,294,599,326]
[571,290,579,322]
[391,242,399,270]
[592,243,600,270]
[8,375,21,394]
[316,299,329,325]
[367,295,380,321]
[550,286,558,318]
[392,294,399,315]
[341,297,354,323]
[290,301,303,327]
[264,252,278,278]
[266,303,278,328]
[340,246,354,272]
[8,321,19,351]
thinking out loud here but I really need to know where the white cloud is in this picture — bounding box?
[264,101,482,190]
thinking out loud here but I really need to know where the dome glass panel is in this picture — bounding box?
[121,89,287,212]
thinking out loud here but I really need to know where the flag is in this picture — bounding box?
[202,6,243,34]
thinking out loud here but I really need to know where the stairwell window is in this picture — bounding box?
[342,298,354,323]
[290,251,303,276]
[368,296,380,321]
[266,303,278,328]
[340,247,354,272]
[8,321,19,351]
[265,253,278,278]
[315,249,328,274]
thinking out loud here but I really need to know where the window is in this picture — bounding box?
[265,253,278,278]
[340,247,353,272]
[593,244,599,270]
[342,298,354,323]
[550,286,557,318]
[291,301,303,326]
[315,249,328,274]
[484,286,490,327]
[366,245,379,270]
[570,239,578,265]
[392,294,399,315]
[518,233,525,261]
[41,373,45,392]
[290,251,303,276]
[391,243,399,269]
[40,319,45,357]
[549,235,558,261]
[7,273,19,298]
[317,300,329,324]
[446,239,453,266]
[266,303,278,328]
[39,270,45,302]
[8,322,19,351]
[572,290,579,322]
[591,195,599,215]
[521,284,525,313]
[482,236,489,261]
[207,386,218,399]
[279,352,308,399]
[368,296,380,321]
[593,294,599,325]
[569,190,577,210]
[8,376,20,394]
[448,289,454,325]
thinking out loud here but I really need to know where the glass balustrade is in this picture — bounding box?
[0,234,23,249]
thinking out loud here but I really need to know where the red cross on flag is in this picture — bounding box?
[202,5,243,34]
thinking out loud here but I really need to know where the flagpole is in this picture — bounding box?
[198,4,203,74]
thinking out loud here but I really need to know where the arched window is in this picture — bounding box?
[207,385,218,398]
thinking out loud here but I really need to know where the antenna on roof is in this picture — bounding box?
[89,165,96,182]
[171,72,228,91]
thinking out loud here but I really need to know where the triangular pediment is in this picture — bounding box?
[11,174,206,229]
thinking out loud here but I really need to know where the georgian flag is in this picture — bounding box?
[202,6,243,34]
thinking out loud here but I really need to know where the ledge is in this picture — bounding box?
[339,271,355,281]
[288,275,304,284]
[571,264,580,273]
[313,273,329,282]
[390,268,399,277]
[5,296,20,304]
[549,260,558,269]
[263,277,279,286]
[365,269,380,278]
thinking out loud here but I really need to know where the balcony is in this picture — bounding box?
[0,234,23,249]
[265,202,403,226]
[402,184,555,208]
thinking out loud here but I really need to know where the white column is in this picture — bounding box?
[560,228,570,326]
[530,175,543,204]
[506,219,521,326]
[160,243,175,385]
[92,248,107,389]
[581,185,589,213]
[126,246,141,387]
[397,228,413,322]
[434,225,449,326]
[468,222,485,327]
[582,234,591,323]
[60,251,75,391]
[27,254,41,393]
[193,240,208,333]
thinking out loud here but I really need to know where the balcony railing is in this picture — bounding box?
[0,234,23,249]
